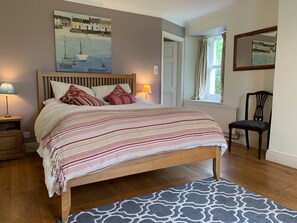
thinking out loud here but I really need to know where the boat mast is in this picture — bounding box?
[64,36,67,59]
[79,39,82,54]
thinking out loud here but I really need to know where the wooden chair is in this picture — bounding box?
[228,91,273,159]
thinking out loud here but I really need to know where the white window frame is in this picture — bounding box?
[205,35,223,102]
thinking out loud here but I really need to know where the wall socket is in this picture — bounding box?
[153,64,159,75]
[23,131,30,139]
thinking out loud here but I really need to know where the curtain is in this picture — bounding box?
[220,33,226,102]
[192,38,208,100]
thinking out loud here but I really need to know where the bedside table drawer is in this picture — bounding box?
[0,131,23,159]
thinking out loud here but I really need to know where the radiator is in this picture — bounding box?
[184,100,237,135]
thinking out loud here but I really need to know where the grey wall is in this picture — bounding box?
[0,0,180,142]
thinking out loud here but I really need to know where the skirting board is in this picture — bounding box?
[266,150,297,169]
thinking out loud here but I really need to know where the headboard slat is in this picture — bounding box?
[37,71,136,112]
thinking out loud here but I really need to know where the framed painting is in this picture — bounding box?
[252,40,276,66]
[54,10,112,73]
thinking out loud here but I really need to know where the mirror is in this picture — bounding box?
[233,26,277,71]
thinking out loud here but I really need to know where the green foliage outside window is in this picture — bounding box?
[215,40,223,65]
[215,68,222,95]
[215,38,223,95]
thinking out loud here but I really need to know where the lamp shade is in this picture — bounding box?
[0,83,16,94]
[142,84,152,94]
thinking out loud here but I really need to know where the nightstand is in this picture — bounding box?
[0,115,24,160]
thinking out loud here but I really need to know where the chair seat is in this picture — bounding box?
[229,120,269,131]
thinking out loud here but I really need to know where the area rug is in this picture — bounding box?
[64,177,297,223]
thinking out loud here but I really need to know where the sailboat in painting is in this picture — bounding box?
[61,36,76,67]
[77,39,88,61]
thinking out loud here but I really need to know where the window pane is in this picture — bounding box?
[215,68,221,95]
[209,69,216,95]
[215,37,223,66]
[209,68,221,95]
[205,33,224,101]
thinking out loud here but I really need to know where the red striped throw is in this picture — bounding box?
[41,107,227,194]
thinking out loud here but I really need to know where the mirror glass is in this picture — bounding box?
[233,26,277,71]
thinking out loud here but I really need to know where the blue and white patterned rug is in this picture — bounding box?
[64,177,297,223]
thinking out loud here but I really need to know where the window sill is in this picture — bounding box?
[186,99,222,105]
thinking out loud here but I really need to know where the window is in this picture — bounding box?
[206,35,223,101]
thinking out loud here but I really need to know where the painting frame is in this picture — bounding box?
[54,10,112,73]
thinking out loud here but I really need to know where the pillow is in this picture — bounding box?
[105,85,136,105]
[60,85,104,106]
[51,80,95,101]
[91,84,131,101]
[105,94,136,105]
[42,98,62,106]
[135,96,152,104]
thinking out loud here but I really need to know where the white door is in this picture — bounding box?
[162,41,177,107]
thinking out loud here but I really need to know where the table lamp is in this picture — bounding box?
[142,84,152,99]
[0,82,16,118]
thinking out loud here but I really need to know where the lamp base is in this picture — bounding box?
[4,96,12,118]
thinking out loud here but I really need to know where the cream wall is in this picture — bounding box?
[184,0,278,147]
[183,37,198,100]
[267,0,297,169]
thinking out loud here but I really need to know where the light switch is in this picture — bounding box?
[153,65,159,75]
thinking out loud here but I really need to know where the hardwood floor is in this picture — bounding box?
[1,144,297,223]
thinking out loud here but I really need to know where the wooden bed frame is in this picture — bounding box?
[36,70,221,222]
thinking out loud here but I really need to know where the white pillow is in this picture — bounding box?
[42,98,62,105]
[50,81,95,100]
[91,84,132,101]
[135,96,152,104]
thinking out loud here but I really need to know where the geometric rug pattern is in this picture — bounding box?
[65,177,297,223]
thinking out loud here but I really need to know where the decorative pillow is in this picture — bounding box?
[51,80,95,101]
[105,85,136,105]
[91,84,132,101]
[105,94,136,105]
[60,85,104,106]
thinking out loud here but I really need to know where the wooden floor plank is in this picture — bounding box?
[0,144,297,223]
[0,160,11,223]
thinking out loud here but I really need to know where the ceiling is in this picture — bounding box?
[65,0,264,27]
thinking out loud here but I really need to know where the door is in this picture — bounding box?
[162,41,177,107]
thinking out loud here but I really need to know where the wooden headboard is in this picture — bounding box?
[37,70,136,112]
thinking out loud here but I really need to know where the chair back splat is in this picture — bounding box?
[246,91,270,121]
[229,91,273,159]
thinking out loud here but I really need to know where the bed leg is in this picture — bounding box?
[213,149,221,180]
[61,185,71,223]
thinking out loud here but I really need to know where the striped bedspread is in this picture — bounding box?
[40,106,227,194]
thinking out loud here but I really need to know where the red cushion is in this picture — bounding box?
[105,85,136,105]
[105,94,136,105]
[60,85,104,106]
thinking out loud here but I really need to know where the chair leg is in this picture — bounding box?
[229,127,232,152]
[258,133,263,160]
[245,130,250,149]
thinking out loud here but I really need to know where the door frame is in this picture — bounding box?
[161,31,185,107]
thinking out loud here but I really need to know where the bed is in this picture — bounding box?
[35,70,227,222]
